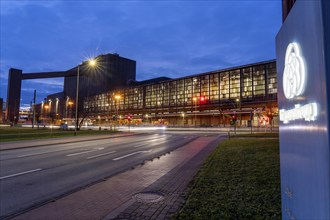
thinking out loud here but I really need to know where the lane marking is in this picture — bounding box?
[143,138,168,143]
[17,147,105,158]
[133,143,147,148]
[134,140,169,148]
[113,150,152,161]
[17,151,57,158]
[66,147,104,157]
[152,140,168,145]
[0,168,42,180]
[131,136,169,148]
[86,151,116,159]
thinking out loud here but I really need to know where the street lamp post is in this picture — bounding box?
[74,65,80,136]
[55,98,59,119]
[32,89,36,128]
[193,97,197,127]
[74,59,96,136]
[233,110,237,134]
[106,103,110,130]
[145,114,149,124]
[44,104,49,125]
[236,98,241,126]
[48,99,53,127]
[182,112,185,127]
[65,96,69,118]
[68,101,73,118]
[98,115,101,129]
[115,95,121,129]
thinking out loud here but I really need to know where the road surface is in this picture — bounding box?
[0,133,199,219]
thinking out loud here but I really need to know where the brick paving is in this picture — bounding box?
[107,135,226,220]
[12,135,226,220]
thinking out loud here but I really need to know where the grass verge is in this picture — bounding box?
[231,132,279,138]
[0,127,118,142]
[173,137,281,219]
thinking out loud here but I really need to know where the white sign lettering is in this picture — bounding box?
[280,103,318,124]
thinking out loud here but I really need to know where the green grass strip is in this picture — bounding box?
[231,132,279,138]
[174,138,281,219]
[0,127,118,142]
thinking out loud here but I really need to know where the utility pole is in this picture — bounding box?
[32,90,36,128]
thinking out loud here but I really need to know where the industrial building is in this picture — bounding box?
[6,53,278,127]
[81,59,277,127]
[6,53,136,123]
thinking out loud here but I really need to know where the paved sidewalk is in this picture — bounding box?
[13,135,226,220]
[0,132,139,151]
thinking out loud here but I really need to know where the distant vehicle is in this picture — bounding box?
[60,123,68,130]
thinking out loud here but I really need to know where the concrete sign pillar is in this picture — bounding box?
[276,0,330,219]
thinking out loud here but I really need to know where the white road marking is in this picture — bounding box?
[0,168,42,180]
[66,147,105,157]
[152,140,168,145]
[113,150,152,161]
[17,151,56,158]
[18,147,105,158]
[86,151,116,159]
[134,140,168,148]
[132,137,169,148]
[144,138,168,143]
[133,143,148,148]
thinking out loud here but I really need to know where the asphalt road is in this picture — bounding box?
[0,133,198,219]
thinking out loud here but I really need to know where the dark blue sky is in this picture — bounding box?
[0,0,281,107]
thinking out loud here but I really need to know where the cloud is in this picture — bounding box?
[27,78,64,86]
[1,0,281,105]
[0,0,60,16]
[20,78,64,105]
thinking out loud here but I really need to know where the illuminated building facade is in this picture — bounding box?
[83,59,277,127]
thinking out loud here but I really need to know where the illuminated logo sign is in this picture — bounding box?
[280,42,318,124]
[280,103,318,124]
[283,43,306,99]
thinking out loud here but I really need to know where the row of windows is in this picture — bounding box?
[84,62,277,113]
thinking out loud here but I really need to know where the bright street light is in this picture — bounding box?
[89,59,96,66]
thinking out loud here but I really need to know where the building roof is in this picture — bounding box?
[129,77,172,86]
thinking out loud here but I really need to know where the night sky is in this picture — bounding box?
[0,0,281,108]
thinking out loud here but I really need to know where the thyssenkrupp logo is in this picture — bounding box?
[283,42,306,99]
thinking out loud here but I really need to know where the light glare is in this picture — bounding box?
[89,59,96,66]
